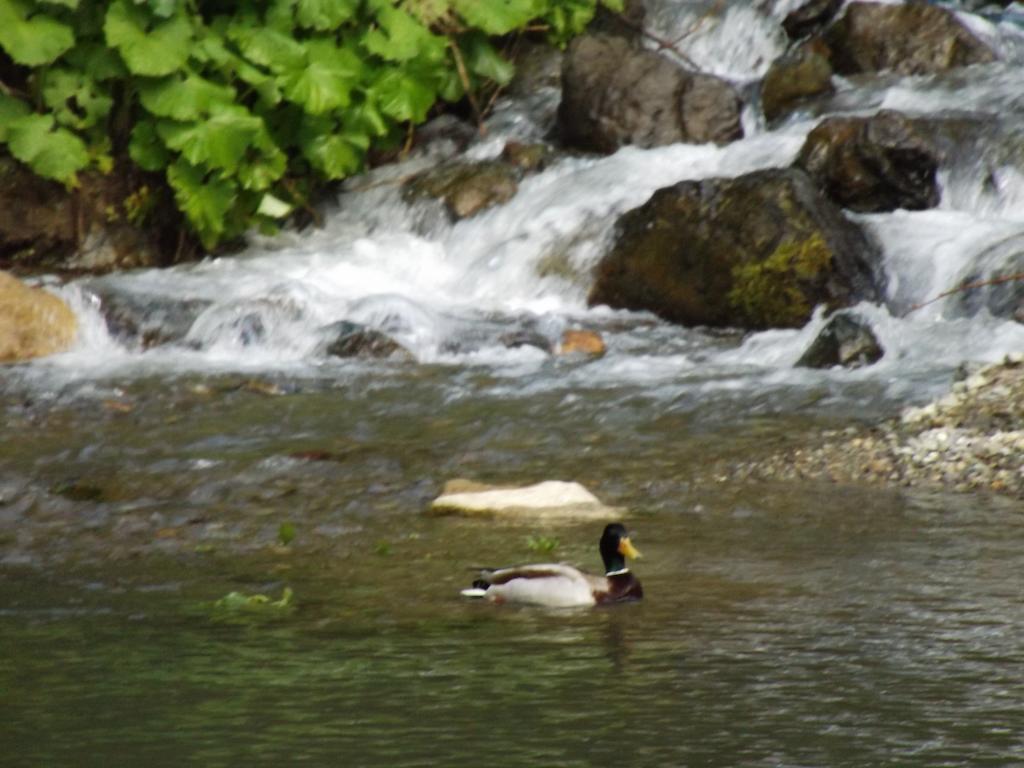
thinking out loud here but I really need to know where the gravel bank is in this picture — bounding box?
[715,354,1024,498]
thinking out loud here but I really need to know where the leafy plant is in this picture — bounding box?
[0,0,622,248]
[526,534,559,554]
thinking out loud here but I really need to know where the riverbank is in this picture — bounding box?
[716,354,1024,498]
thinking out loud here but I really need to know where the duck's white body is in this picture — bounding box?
[462,564,602,608]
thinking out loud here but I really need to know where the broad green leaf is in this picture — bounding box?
[6,113,89,184]
[0,0,75,66]
[64,42,127,80]
[279,38,360,114]
[0,93,30,142]
[139,73,235,120]
[451,0,541,35]
[461,34,515,86]
[302,133,361,179]
[258,193,292,218]
[40,68,113,131]
[237,139,287,191]
[601,0,625,11]
[370,68,436,123]
[166,160,237,247]
[296,0,359,30]
[146,0,177,18]
[158,106,264,173]
[37,0,79,8]
[363,3,445,63]
[229,23,306,74]
[104,0,191,76]
[128,120,169,171]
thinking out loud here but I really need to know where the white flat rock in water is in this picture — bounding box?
[429,480,624,520]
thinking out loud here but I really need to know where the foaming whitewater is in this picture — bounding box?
[14,0,1024,416]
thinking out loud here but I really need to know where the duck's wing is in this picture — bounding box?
[476,563,597,607]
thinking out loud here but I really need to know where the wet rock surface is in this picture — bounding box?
[782,0,843,40]
[795,110,940,213]
[715,355,1024,499]
[403,160,520,220]
[821,2,996,76]
[588,168,883,329]
[795,312,884,369]
[761,43,834,122]
[558,34,743,154]
[318,321,413,360]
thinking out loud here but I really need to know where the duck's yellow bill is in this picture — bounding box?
[618,537,641,560]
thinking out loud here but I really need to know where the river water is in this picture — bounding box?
[3,1,1024,766]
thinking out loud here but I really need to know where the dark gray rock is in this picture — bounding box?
[795,312,884,368]
[318,321,412,360]
[761,42,834,122]
[795,110,940,212]
[588,168,883,329]
[783,0,843,40]
[403,161,519,220]
[822,2,996,76]
[87,284,211,349]
[558,34,743,154]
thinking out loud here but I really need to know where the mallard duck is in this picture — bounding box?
[460,523,643,607]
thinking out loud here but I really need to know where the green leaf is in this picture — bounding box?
[128,120,169,172]
[229,23,306,74]
[301,130,361,179]
[0,0,75,66]
[6,113,89,184]
[166,160,237,247]
[462,34,515,86]
[0,93,31,142]
[296,0,359,30]
[370,68,436,123]
[104,0,191,76]
[40,68,113,131]
[451,0,541,35]
[37,0,79,9]
[277,521,296,545]
[139,72,235,120]
[64,41,128,80]
[158,105,264,173]
[279,38,360,114]
[363,3,446,63]
[237,142,287,191]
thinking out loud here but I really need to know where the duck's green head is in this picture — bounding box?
[600,522,641,574]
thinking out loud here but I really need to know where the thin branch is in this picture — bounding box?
[672,0,726,46]
[905,272,1024,315]
[447,36,487,136]
[610,12,699,70]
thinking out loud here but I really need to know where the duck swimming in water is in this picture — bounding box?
[460,523,643,608]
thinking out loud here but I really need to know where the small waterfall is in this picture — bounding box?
[14,0,1024,407]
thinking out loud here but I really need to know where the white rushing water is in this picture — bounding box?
[23,0,1024,410]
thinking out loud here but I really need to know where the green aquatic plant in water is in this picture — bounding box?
[0,0,622,248]
[526,534,559,554]
[212,586,294,621]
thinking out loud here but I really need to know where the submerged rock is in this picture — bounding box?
[558,34,743,154]
[318,320,413,361]
[87,284,210,349]
[403,160,519,220]
[821,2,996,76]
[795,312,884,369]
[0,271,77,362]
[557,329,606,357]
[429,480,624,520]
[761,43,834,122]
[588,168,882,329]
[795,110,940,212]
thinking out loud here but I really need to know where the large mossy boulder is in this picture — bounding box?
[796,110,940,212]
[0,271,77,362]
[558,34,743,154]
[822,2,996,76]
[588,168,882,329]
